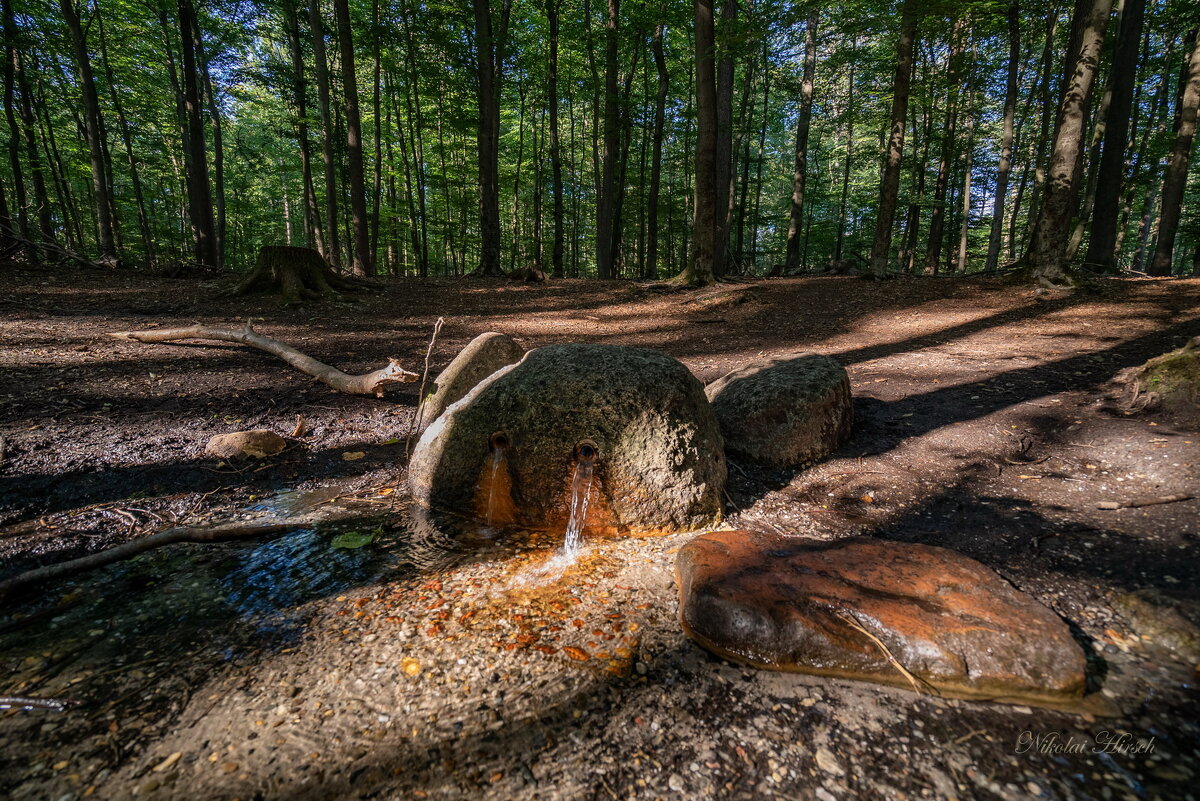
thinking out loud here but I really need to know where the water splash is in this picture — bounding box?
[563,459,594,555]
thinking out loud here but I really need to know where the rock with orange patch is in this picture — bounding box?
[705,354,851,468]
[676,531,1087,706]
[410,344,725,539]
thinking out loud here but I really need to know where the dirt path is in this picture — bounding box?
[1,268,1197,800]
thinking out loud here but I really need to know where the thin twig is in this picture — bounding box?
[836,610,937,697]
[407,317,445,458]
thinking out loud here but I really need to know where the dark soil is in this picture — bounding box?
[1,266,1197,801]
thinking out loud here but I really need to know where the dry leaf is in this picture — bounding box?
[291,414,307,438]
[342,451,366,461]
[562,646,590,661]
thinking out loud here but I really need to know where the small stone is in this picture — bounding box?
[153,752,182,773]
[204,430,285,460]
[668,774,685,792]
[815,748,844,776]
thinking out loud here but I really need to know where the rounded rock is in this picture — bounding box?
[414,332,525,432]
[705,353,852,468]
[409,344,726,538]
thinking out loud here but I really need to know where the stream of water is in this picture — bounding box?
[563,459,593,555]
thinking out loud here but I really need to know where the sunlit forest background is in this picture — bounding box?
[7,0,1200,278]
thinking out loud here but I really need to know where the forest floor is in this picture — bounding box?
[0,266,1198,801]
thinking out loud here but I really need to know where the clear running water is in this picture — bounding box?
[563,459,593,555]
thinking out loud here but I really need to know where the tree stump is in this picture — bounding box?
[226,246,363,304]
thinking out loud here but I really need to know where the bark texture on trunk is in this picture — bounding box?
[646,22,668,280]
[1084,0,1145,272]
[548,0,565,278]
[335,0,372,275]
[868,0,918,277]
[1026,0,1113,283]
[309,0,341,268]
[60,0,120,266]
[177,0,217,269]
[985,2,1020,273]
[1149,28,1200,277]
[595,0,620,279]
[682,0,717,286]
[784,11,818,272]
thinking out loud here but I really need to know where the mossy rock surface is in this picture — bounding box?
[1119,336,1200,428]
[409,344,726,539]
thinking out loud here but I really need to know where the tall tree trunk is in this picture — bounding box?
[59,0,120,265]
[955,82,977,273]
[369,0,382,264]
[682,0,717,285]
[334,0,371,275]
[472,0,509,276]
[2,0,28,243]
[926,18,967,275]
[548,0,565,278]
[308,0,340,268]
[1013,8,1060,256]
[1026,0,1113,282]
[834,50,855,265]
[1150,28,1200,276]
[784,11,818,272]
[284,0,324,254]
[712,0,736,278]
[96,6,154,262]
[192,11,224,269]
[5,0,50,248]
[397,0,429,276]
[985,1,1020,273]
[595,0,620,279]
[1084,0,1144,271]
[177,0,217,268]
[868,0,919,276]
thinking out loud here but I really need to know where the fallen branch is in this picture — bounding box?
[1096,494,1193,511]
[0,513,330,602]
[109,323,417,397]
[0,219,113,269]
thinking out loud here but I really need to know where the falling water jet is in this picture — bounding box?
[563,441,597,556]
[475,432,514,537]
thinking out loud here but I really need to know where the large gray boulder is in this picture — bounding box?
[410,344,726,538]
[414,332,525,432]
[705,353,852,468]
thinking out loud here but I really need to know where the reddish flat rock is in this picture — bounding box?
[676,531,1087,706]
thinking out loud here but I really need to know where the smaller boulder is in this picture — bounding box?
[414,332,524,432]
[677,531,1087,707]
[705,353,852,468]
[205,430,286,460]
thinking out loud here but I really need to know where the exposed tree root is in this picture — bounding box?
[223,245,369,305]
[109,323,418,396]
[0,514,331,602]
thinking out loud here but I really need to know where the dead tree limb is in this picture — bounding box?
[0,515,328,602]
[108,323,417,396]
[1097,494,1194,510]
